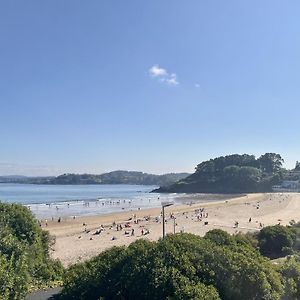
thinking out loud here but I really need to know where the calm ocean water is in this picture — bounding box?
[0,183,177,219]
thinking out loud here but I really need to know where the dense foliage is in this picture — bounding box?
[62,231,285,300]
[0,176,54,184]
[0,171,189,186]
[0,202,64,300]
[257,225,297,259]
[49,171,189,186]
[155,153,284,193]
[280,256,300,299]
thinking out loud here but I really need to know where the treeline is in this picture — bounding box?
[0,171,189,186]
[61,224,300,300]
[39,171,190,186]
[0,202,64,299]
[155,153,285,193]
[0,176,54,184]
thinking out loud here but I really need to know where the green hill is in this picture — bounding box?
[0,171,190,186]
[43,170,190,186]
[154,153,284,193]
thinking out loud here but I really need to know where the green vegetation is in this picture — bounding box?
[0,202,64,300]
[155,153,285,193]
[48,171,189,186]
[61,223,300,300]
[257,225,297,259]
[281,256,300,299]
[62,231,284,300]
[0,171,190,186]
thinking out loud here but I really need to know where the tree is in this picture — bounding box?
[281,256,300,299]
[204,229,233,246]
[257,153,284,174]
[157,153,284,194]
[0,203,64,299]
[257,225,296,258]
[62,232,284,300]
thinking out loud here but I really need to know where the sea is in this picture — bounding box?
[0,183,177,219]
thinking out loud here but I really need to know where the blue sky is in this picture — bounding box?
[0,1,299,175]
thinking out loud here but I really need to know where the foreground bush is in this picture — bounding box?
[280,256,300,299]
[62,232,283,300]
[257,225,296,258]
[0,202,64,299]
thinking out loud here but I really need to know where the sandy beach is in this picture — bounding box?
[46,193,300,266]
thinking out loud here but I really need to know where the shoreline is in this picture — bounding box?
[46,193,300,266]
[27,193,243,220]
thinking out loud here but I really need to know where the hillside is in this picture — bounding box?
[36,170,190,186]
[0,176,54,184]
[154,153,284,193]
[0,171,190,186]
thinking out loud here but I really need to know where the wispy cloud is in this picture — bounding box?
[148,64,179,86]
[195,83,200,88]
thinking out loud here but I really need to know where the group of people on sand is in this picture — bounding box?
[39,216,62,227]
[81,213,153,242]
[195,208,209,221]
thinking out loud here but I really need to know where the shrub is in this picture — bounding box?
[0,202,64,299]
[62,232,283,300]
[257,225,296,258]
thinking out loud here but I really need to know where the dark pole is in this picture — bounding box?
[173,217,176,234]
[162,205,165,238]
[162,203,173,238]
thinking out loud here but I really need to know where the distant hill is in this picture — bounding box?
[0,171,190,186]
[154,153,284,194]
[0,175,54,183]
[46,171,190,186]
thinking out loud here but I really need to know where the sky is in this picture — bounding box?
[0,1,300,176]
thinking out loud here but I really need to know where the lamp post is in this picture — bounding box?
[162,202,173,238]
[173,217,176,234]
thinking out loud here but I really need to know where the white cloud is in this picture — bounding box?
[149,65,168,77]
[148,65,179,86]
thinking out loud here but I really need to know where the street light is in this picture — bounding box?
[162,202,174,238]
[173,217,176,234]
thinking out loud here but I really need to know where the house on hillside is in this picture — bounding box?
[273,179,300,192]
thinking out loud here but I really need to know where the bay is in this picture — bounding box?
[0,183,176,219]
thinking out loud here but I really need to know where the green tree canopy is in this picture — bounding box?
[62,232,283,300]
[257,153,284,174]
[0,202,64,299]
[155,153,284,193]
[257,225,296,259]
